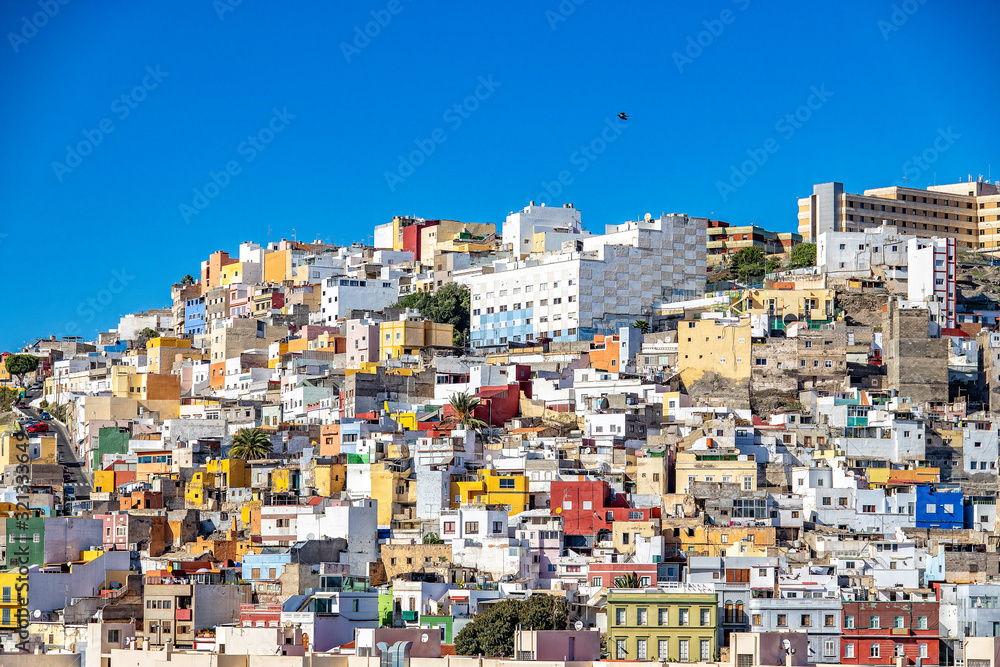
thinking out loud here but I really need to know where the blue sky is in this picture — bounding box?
[1,0,998,351]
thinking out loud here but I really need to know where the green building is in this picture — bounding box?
[607,586,718,662]
[93,426,129,471]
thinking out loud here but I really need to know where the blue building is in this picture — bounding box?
[184,296,206,335]
[915,486,964,530]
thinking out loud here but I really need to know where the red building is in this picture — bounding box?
[441,384,521,428]
[840,600,939,666]
[587,562,658,588]
[550,479,659,547]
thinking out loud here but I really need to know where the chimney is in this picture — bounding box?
[164,639,173,661]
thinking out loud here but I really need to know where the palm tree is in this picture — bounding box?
[614,572,642,588]
[229,428,273,460]
[444,391,489,436]
[632,320,650,335]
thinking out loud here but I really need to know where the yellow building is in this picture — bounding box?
[110,367,181,420]
[732,286,835,332]
[314,463,346,497]
[185,470,215,507]
[207,458,248,488]
[0,428,56,467]
[379,318,454,361]
[674,447,757,495]
[676,317,751,390]
[370,461,415,526]
[93,470,116,494]
[607,587,719,662]
[264,248,294,284]
[634,454,668,496]
[0,570,26,631]
[612,519,658,554]
[453,469,529,515]
[145,336,196,374]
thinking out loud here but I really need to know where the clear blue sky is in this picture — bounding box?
[1,0,998,351]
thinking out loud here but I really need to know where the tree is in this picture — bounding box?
[137,327,160,349]
[790,243,817,268]
[422,532,443,544]
[730,247,766,284]
[4,354,38,388]
[0,387,17,412]
[445,392,489,435]
[455,596,568,657]
[180,274,196,285]
[614,572,642,588]
[228,428,274,460]
[632,320,650,335]
[395,283,471,346]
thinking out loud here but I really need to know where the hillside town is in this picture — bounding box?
[8,175,1000,667]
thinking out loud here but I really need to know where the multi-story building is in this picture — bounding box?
[320,275,399,325]
[840,599,940,666]
[379,314,454,361]
[467,213,706,350]
[798,178,1000,249]
[706,219,801,267]
[817,225,914,280]
[607,585,718,662]
[907,236,957,330]
[502,202,584,260]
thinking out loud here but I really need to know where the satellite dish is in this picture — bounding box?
[32,610,41,619]
[574,620,584,631]
[421,633,429,643]
[486,455,493,462]
[644,213,652,222]
[285,621,292,627]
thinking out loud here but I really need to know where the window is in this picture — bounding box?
[845,643,855,659]
[636,639,646,660]
[743,476,753,491]
[498,478,515,489]
[825,640,835,658]
[801,614,811,627]
[464,522,479,534]
[870,644,880,659]
[108,630,121,643]
[679,640,689,662]
[658,608,668,625]
[917,616,928,629]
[592,576,602,586]
[919,643,928,658]
[777,614,787,627]
[615,639,626,660]
[679,608,689,626]
[492,521,503,534]
[637,608,647,625]
[825,614,835,627]
[870,616,880,629]
[895,615,904,628]
[701,608,711,626]
[658,640,669,660]
[895,643,904,657]
[615,608,625,625]
[701,640,711,661]
[926,504,936,513]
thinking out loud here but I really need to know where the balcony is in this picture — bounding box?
[401,611,419,622]
[175,609,192,621]
[891,627,908,635]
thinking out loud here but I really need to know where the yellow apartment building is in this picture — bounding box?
[379,319,454,360]
[674,447,757,494]
[676,318,751,389]
[453,468,529,515]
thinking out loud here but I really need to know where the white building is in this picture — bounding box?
[907,236,957,330]
[320,275,399,324]
[503,202,584,259]
[816,225,913,279]
[296,498,378,576]
[468,213,705,349]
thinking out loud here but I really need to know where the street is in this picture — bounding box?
[18,388,92,499]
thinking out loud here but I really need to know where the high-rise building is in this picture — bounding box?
[465,213,706,350]
[798,178,1000,249]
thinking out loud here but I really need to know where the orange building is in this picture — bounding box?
[201,250,239,289]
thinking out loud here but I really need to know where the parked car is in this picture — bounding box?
[39,411,52,420]
[25,423,48,434]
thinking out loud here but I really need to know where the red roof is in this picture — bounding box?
[941,328,969,338]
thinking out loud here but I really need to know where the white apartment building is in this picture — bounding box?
[468,214,706,349]
[502,202,584,259]
[320,275,399,324]
[907,236,957,330]
[816,225,913,279]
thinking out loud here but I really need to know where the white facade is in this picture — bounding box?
[816,225,913,279]
[296,498,378,576]
[469,214,706,348]
[502,203,583,259]
[320,275,399,324]
[907,236,957,330]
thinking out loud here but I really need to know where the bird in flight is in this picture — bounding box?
[618,112,628,120]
